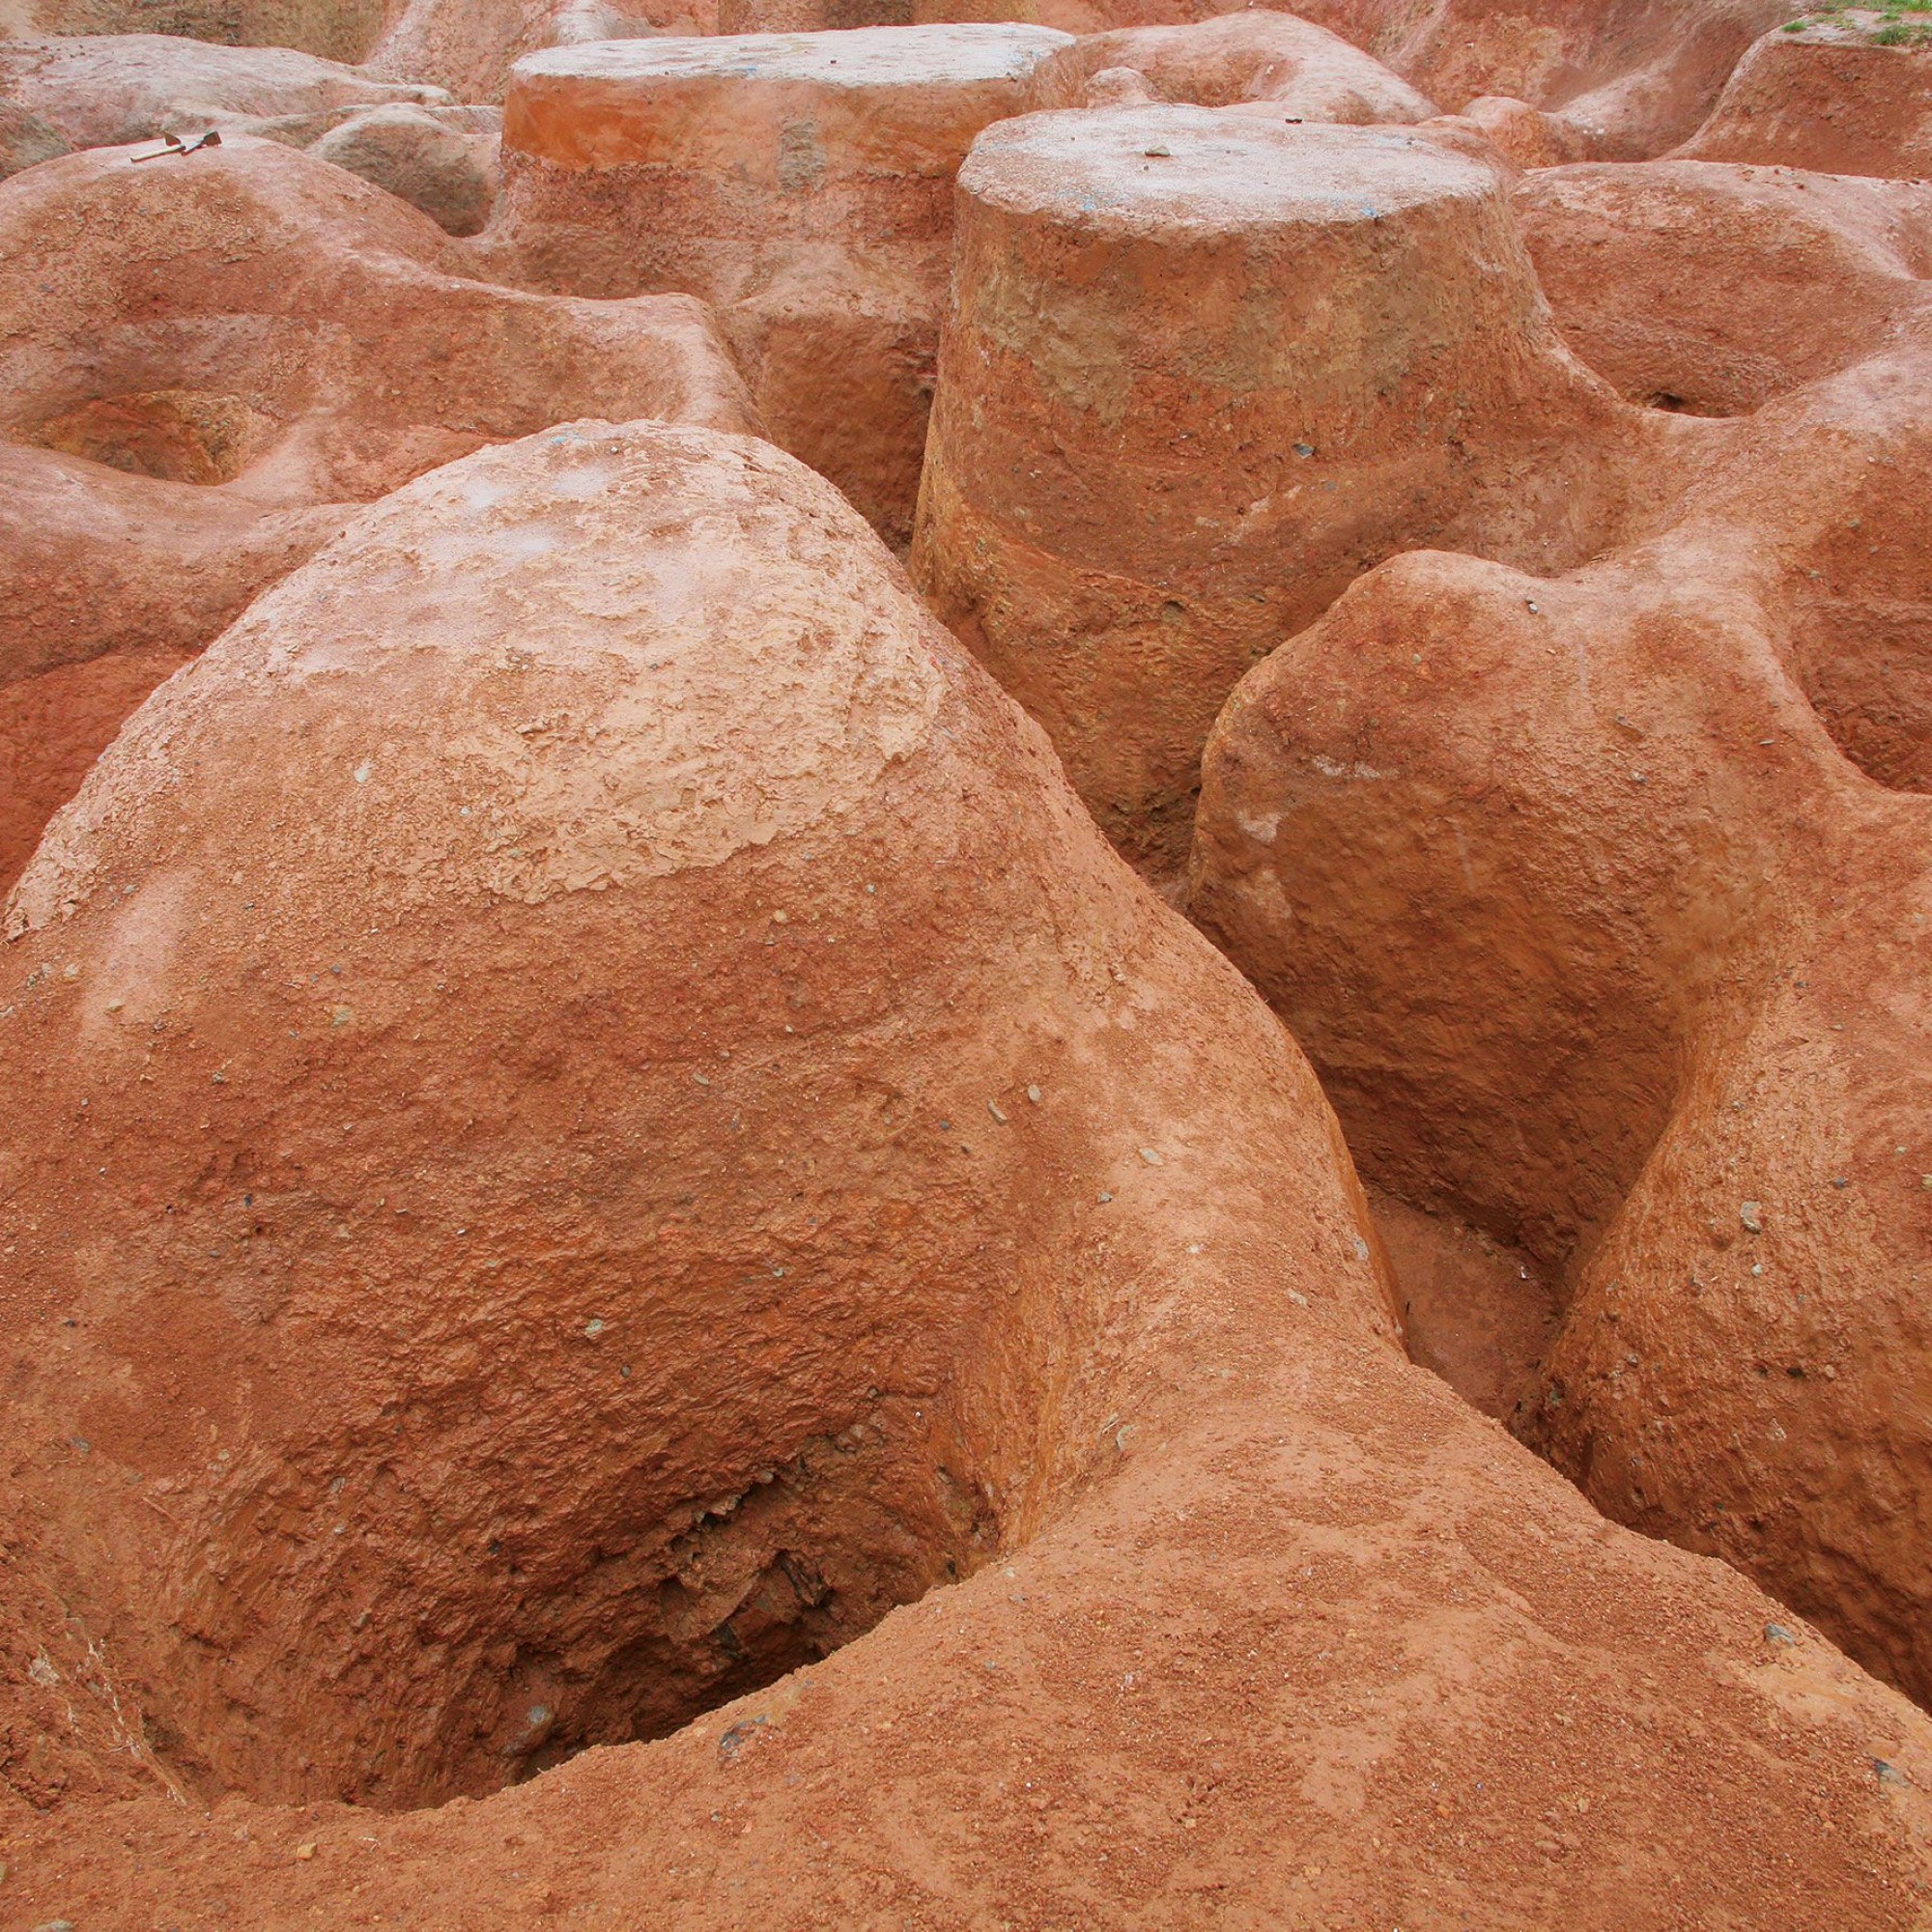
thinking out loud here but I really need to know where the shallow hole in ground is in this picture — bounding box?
[1634,387,1741,417]
[24,389,275,485]
[1767,427,1932,792]
[1782,605,1932,793]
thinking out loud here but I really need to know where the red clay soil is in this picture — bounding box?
[6,419,1932,1930]
[307,99,503,234]
[1023,9,1436,121]
[8,7,1932,1928]
[1678,14,1932,177]
[911,105,1662,881]
[0,30,450,146]
[363,0,711,103]
[1190,305,1932,1711]
[0,446,344,894]
[10,0,396,66]
[1366,1186,1560,1424]
[15,0,706,97]
[0,131,749,894]
[14,0,1798,145]
[923,0,1790,154]
[1432,90,1599,167]
[0,32,503,232]
[1290,0,1789,150]
[1517,156,1932,416]
[0,133,748,505]
[488,23,1069,546]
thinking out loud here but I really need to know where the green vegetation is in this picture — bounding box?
[1784,1,1932,44]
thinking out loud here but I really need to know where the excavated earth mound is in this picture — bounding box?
[8,418,1932,1930]
[928,0,1790,156]
[1679,14,1932,176]
[12,0,700,102]
[0,132,749,894]
[0,451,343,915]
[8,0,394,66]
[911,105,1662,882]
[0,31,451,148]
[9,4,1932,1925]
[0,32,504,230]
[1190,312,1932,1711]
[1291,0,1792,154]
[489,23,1070,546]
[1022,9,1436,121]
[1517,156,1932,416]
[362,0,699,104]
[307,98,501,233]
[0,133,747,504]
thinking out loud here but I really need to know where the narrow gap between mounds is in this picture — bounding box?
[1366,1183,1561,1426]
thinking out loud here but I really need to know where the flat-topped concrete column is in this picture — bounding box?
[911,105,1621,880]
[494,24,1071,544]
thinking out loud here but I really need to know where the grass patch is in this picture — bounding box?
[1784,1,1932,42]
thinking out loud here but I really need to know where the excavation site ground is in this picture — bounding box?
[0,0,1931,1927]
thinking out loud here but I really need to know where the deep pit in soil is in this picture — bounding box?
[140,1384,1004,1812]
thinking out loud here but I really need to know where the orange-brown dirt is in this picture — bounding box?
[7,0,395,66]
[1366,1186,1560,1424]
[1022,9,1436,121]
[0,446,345,895]
[1679,13,1932,177]
[0,130,749,893]
[0,33,504,228]
[488,24,1071,546]
[1517,156,1932,415]
[0,132,749,504]
[364,0,705,104]
[8,4,1932,1927]
[307,99,502,234]
[920,0,1793,155]
[0,31,451,147]
[911,104,1658,880]
[7,414,1932,1932]
[1189,303,1932,1710]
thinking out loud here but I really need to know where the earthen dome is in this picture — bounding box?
[912,105,1651,880]
[0,132,750,893]
[1190,319,1932,1712]
[491,23,1071,544]
[8,419,1932,1931]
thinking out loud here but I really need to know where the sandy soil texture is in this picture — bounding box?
[5,5,1932,1928]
